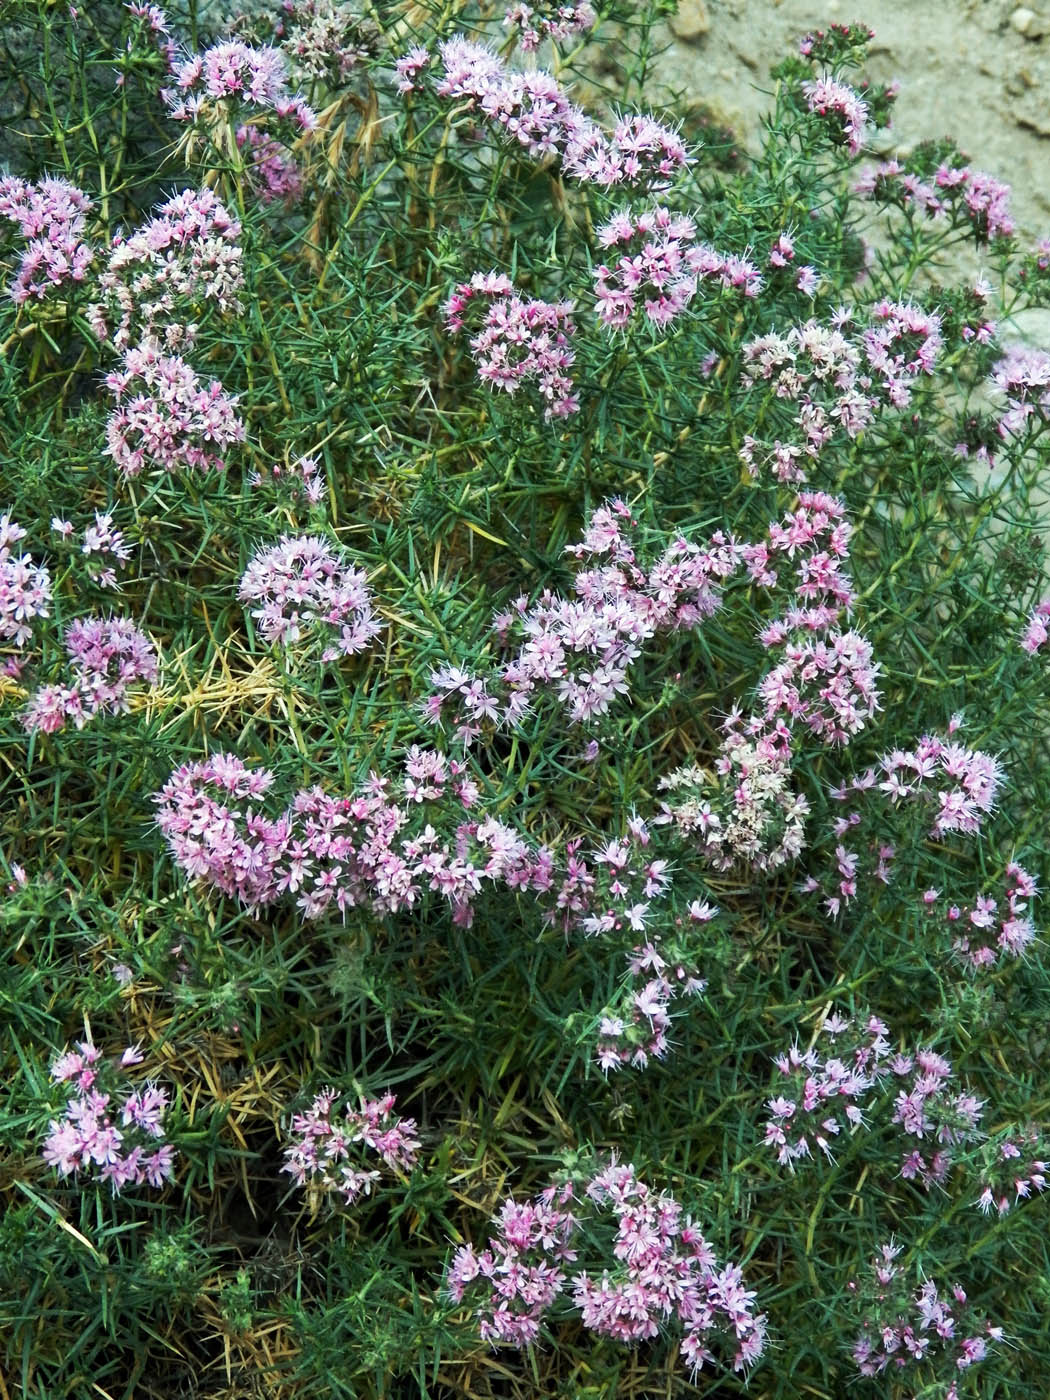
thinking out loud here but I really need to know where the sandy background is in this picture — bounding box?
[650,0,1050,241]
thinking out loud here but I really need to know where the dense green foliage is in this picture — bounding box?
[2,2,1050,1396]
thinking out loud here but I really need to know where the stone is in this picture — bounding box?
[1012,7,1048,38]
[1015,96,1050,135]
[1006,66,1037,92]
[669,0,710,42]
[728,40,759,71]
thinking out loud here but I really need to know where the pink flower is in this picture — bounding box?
[850,1246,1000,1380]
[1021,596,1050,655]
[453,1160,764,1376]
[800,76,869,156]
[42,1040,176,1193]
[395,46,431,93]
[949,862,1038,970]
[796,264,819,295]
[593,205,761,330]
[0,175,95,305]
[444,273,579,418]
[90,188,243,351]
[21,615,158,735]
[504,2,596,51]
[163,40,315,131]
[413,36,690,190]
[0,511,52,648]
[105,343,244,477]
[657,715,808,873]
[236,126,303,205]
[238,533,382,666]
[283,1089,420,1206]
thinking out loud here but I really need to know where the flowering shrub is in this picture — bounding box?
[1,3,1049,1398]
[849,1243,1003,1392]
[447,1159,766,1372]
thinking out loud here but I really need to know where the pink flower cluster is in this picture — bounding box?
[164,40,316,131]
[447,1159,766,1374]
[593,205,761,330]
[42,1040,177,1194]
[126,2,170,32]
[803,722,1005,919]
[156,749,726,1070]
[992,344,1050,439]
[88,188,244,351]
[765,231,819,295]
[746,492,880,747]
[276,0,379,85]
[740,305,942,484]
[768,231,795,268]
[740,318,871,484]
[394,47,431,94]
[875,732,1003,839]
[656,716,809,874]
[1020,595,1050,655]
[443,272,578,419]
[504,2,597,51]
[417,37,690,189]
[448,1179,576,1345]
[21,615,159,735]
[427,494,876,879]
[974,1129,1048,1215]
[851,1243,1001,1388]
[238,533,382,665]
[764,1012,985,1187]
[78,509,134,590]
[861,298,944,408]
[595,926,711,1073]
[153,748,553,924]
[104,343,245,477]
[758,629,880,745]
[282,1088,420,1206]
[236,125,304,204]
[156,741,715,957]
[0,175,95,307]
[765,1012,893,1167]
[936,861,1038,970]
[424,499,741,736]
[556,815,668,940]
[744,490,855,638]
[49,509,130,591]
[539,814,717,1069]
[892,1047,984,1190]
[0,511,52,649]
[800,76,869,157]
[855,158,1016,242]
[797,835,883,920]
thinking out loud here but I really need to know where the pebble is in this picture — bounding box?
[1012,6,1048,38]
[669,0,710,42]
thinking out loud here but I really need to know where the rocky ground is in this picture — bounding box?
[651,0,1050,242]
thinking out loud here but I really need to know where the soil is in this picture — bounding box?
[648,0,1050,240]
